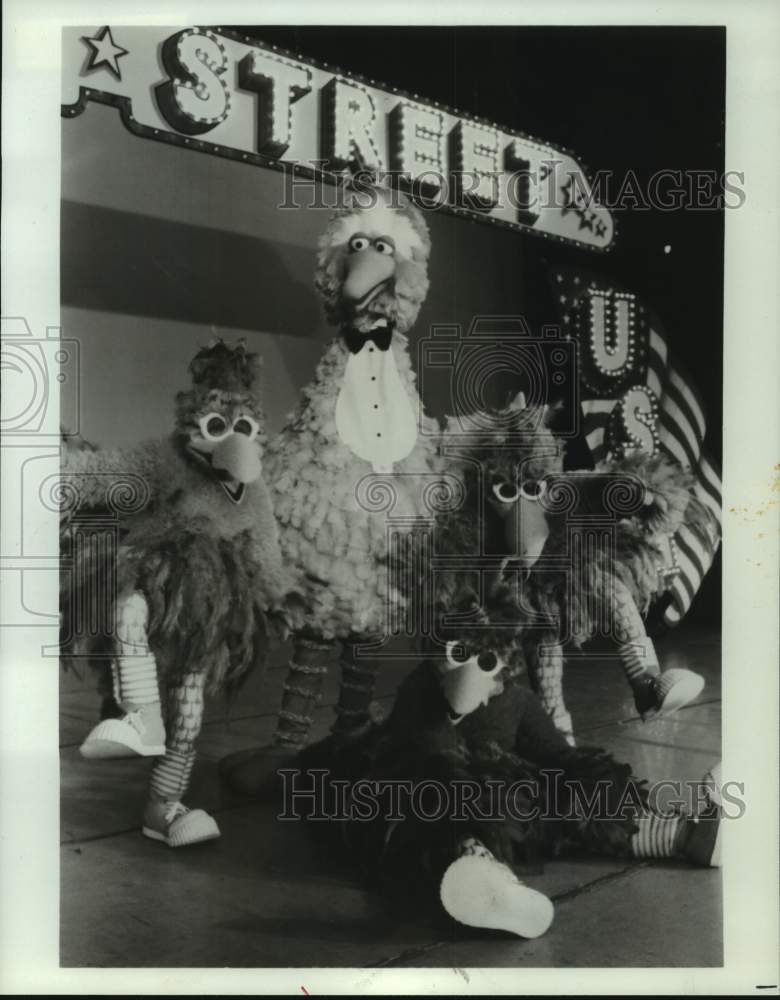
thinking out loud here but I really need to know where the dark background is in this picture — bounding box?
[234,25,725,446]
[232,25,725,625]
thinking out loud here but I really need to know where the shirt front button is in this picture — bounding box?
[371,376,376,382]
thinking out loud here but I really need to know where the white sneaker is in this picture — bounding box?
[80,704,166,758]
[142,799,220,847]
[440,852,554,939]
[655,668,705,715]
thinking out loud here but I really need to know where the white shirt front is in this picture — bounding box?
[335,337,418,474]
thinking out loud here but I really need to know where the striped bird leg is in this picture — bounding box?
[79,591,166,759]
[525,636,575,746]
[332,636,382,735]
[611,577,704,719]
[631,797,720,868]
[272,636,333,750]
[143,669,219,847]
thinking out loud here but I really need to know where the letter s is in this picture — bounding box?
[155,28,230,135]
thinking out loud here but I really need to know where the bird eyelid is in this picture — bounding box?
[443,640,472,670]
[232,415,260,439]
[492,479,521,504]
[348,233,370,252]
[198,411,231,441]
[373,236,395,254]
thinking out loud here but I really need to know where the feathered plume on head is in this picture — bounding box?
[174,339,266,445]
[313,184,432,334]
[188,339,263,394]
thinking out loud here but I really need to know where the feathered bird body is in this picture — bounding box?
[424,401,712,734]
[268,335,442,639]
[61,343,291,694]
[268,187,444,640]
[524,450,712,647]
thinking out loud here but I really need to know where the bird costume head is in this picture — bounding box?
[314,185,431,339]
[440,395,563,578]
[175,340,266,503]
[432,580,528,718]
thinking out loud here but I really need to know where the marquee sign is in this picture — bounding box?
[62,25,615,251]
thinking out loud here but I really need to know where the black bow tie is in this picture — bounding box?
[343,324,394,354]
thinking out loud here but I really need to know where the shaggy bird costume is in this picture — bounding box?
[440,399,707,744]
[61,341,293,845]
[221,187,446,794]
[294,583,722,939]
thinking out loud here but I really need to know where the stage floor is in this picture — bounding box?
[60,627,722,969]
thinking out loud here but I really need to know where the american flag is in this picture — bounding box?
[551,268,722,626]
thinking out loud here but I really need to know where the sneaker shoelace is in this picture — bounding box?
[163,801,189,825]
[124,710,147,735]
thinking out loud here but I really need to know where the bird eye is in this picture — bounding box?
[348,235,370,253]
[492,480,521,504]
[444,640,472,670]
[199,412,229,441]
[476,651,499,673]
[520,479,547,501]
[374,238,395,256]
[233,416,259,440]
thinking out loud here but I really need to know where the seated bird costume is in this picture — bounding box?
[294,426,722,938]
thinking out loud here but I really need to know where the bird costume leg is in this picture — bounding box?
[142,669,220,847]
[274,637,332,749]
[526,638,576,746]
[612,579,704,719]
[218,635,332,796]
[332,636,381,735]
[79,591,166,759]
[630,763,722,867]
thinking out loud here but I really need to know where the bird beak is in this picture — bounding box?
[211,433,262,486]
[342,248,396,309]
[502,496,549,569]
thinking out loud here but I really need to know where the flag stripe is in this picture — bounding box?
[676,527,709,581]
[659,395,703,467]
[667,351,709,428]
[649,329,668,368]
[670,548,699,605]
[698,454,722,504]
[658,413,695,468]
[668,368,707,440]
[664,375,705,451]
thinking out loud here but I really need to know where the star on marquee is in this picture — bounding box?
[82,26,128,82]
